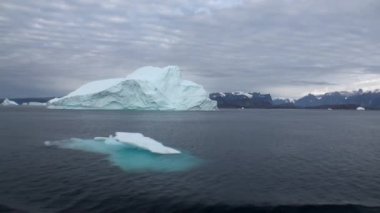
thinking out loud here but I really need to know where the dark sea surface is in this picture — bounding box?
[1,107,380,213]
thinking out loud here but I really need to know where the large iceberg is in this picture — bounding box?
[1,98,18,106]
[48,66,217,110]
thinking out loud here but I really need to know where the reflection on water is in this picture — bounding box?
[49,138,200,172]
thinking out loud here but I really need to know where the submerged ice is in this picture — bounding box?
[45,132,199,172]
[48,66,217,111]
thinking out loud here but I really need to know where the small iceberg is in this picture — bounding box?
[95,132,180,154]
[327,108,333,111]
[356,106,365,111]
[27,102,46,106]
[1,98,18,106]
[45,132,199,172]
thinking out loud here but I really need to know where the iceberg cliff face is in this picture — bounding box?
[48,66,217,111]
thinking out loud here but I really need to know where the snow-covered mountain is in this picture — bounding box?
[48,66,217,111]
[295,89,380,109]
[209,92,272,108]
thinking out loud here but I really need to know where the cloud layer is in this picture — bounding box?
[1,0,380,98]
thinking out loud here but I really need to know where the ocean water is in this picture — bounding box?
[1,107,380,212]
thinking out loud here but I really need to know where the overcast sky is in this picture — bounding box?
[1,0,380,98]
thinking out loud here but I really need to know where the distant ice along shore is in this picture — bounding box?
[1,98,18,106]
[48,66,217,111]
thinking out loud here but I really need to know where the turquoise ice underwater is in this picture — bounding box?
[47,138,200,172]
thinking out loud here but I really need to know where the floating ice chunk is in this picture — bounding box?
[94,137,108,141]
[104,135,122,146]
[94,132,181,154]
[45,134,197,172]
[104,139,119,145]
[114,132,181,154]
[27,102,46,106]
[356,106,365,111]
[1,98,18,106]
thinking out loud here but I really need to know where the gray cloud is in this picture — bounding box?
[291,80,337,86]
[1,0,380,98]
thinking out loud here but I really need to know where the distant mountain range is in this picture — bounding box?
[210,89,380,109]
[294,89,380,109]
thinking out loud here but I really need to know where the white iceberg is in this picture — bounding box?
[1,98,18,106]
[29,102,46,106]
[356,106,365,111]
[48,66,217,111]
[94,132,181,154]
